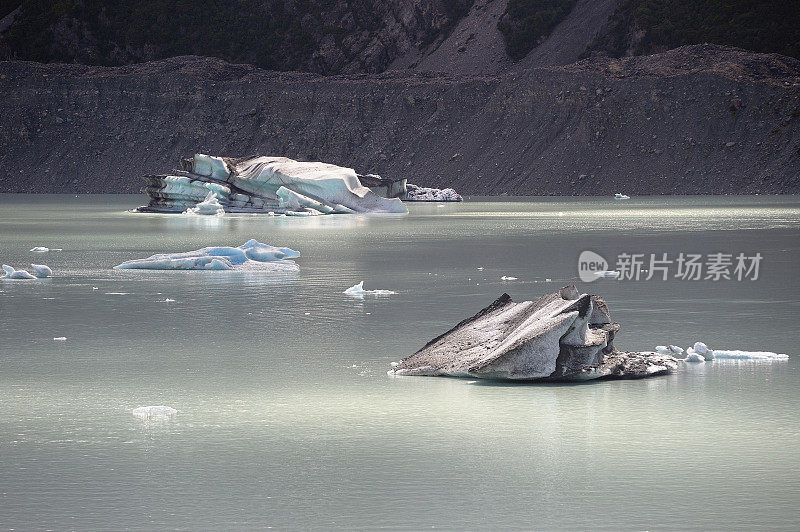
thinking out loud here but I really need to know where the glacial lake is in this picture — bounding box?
[1,194,799,530]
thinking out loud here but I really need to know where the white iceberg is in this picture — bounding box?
[114,239,300,271]
[30,246,49,252]
[710,350,788,360]
[31,264,52,278]
[655,345,684,356]
[132,405,178,419]
[53,336,67,341]
[684,352,705,362]
[2,264,36,279]
[344,281,396,296]
[501,276,518,281]
[183,191,225,216]
[686,341,713,360]
[614,193,630,200]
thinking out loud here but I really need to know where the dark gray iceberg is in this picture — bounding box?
[389,285,677,381]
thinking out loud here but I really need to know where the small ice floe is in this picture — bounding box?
[594,270,620,278]
[685,341,788,361]
[2,264,36,279]
[31,264,52,278]
[685,341,713,361]
[132,405,178,419]
[655,345,684,356]
[501,276,518,281]
[53,337,67,341]
[114,239,300,272]
[614,193,630,200]
[30,246,49,253]
[183,191,225,216]
[162,298,176,302]
[477,267,484,271]
[684,351,705,363]
[344,281,396,297]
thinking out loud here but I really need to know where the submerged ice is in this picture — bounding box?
[114,239,300,271]
[132,405,178,419]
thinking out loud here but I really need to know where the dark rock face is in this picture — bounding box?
[389,286,678,381]
[0,44,798,195]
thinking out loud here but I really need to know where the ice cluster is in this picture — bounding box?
[2,264,52,279]
[657,341,789,362]
[183,191,225,216]
[114,239,300,271]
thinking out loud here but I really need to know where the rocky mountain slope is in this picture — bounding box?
[1,45,797,195]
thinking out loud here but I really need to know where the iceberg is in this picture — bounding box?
[405,184,463,202]
[710,350,788,360]
[30,246,49,252]
[132,405,178,419]
[114,239,300,272]
[684,352,705,363]
[686,341,713,361]
[183,191,225,216]
[53,337,67,341]
[31,264,52,278]
[614,193,631,200]
[389,285,678,381]
[138,154,407,215]
[501,276,518,281]
[2,264,36,279]
[344,281,396,296]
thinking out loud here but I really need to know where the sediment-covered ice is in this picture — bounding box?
[344,281,396,296]
[389,286,678,381]
[183,191,225,216]
[405,184,463,202]
[31,264,52,278]
[114,239,300,271]
[2,264,36,279]
[139,154,407,215]
[132,405,178,419]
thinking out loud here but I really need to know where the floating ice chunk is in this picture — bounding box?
[53,337,67,341]
[594,270,620,278]
[30,246,49,252]
[686,341,713,360]
[614,193,630,200]
[684,352,705,363]
[114,240,300,271]
[31,264,52,278]
[1,264,36,279]
[656,345,684,355]
[711,350,788,360]
[501,276,518,281]
[405,184,463,202]
[183,191,225,216]
[132,405,178,419]
[344,281,396,296]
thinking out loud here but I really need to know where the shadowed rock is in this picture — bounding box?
[389,286,677,381]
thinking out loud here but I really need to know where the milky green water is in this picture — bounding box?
[1,194,799,530]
